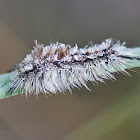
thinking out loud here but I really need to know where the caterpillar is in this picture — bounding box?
[7,39,140,97]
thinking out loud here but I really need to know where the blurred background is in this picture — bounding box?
[0,0,140,140]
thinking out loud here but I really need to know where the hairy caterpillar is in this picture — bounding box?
[7,39,140,97]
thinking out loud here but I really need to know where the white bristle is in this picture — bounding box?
[7,38,140,96]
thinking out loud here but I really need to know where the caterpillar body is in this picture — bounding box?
[7,39,140,96]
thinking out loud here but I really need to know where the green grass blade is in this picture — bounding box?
[0,73,20,99]
[0,47,140,99]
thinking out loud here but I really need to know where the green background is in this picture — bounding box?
[0,0,140,140]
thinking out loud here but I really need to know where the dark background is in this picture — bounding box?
[0,0,140,140]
